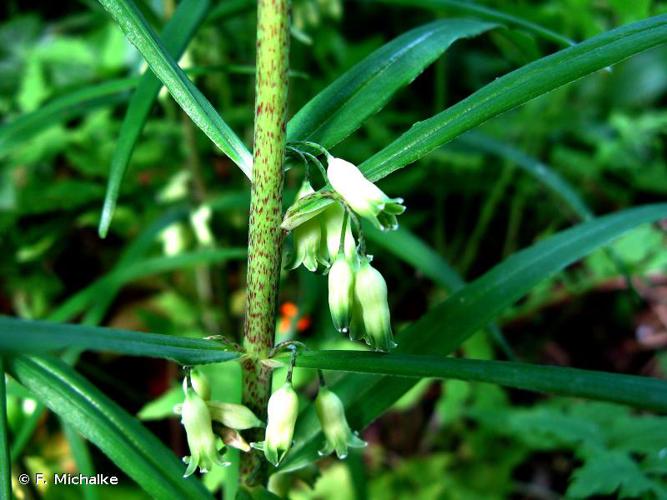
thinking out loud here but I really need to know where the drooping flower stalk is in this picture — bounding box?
[241,0,290,485]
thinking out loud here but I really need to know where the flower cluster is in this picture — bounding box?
[329,253,397,351]
[175,370,264,477]
[285,156,403,351]
[285,180,356,272]
[253,376,365,466]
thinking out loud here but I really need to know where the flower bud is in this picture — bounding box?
[190,369,211,401]
[286,181,327,272]
[219,427,251,452]
[315,386,366,459]
[207,402,264,430]
[179,382,229,477]
[254,382,299,466]
[353,257,397,351]
[327,157,405,231]
[328,253,355,334]
[320,203,356,262]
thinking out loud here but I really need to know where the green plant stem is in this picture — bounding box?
[240,0,290,486]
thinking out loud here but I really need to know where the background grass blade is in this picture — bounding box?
[293,351,667,412]
[280,202,667,471]
[96,0,252,177]
[0,317,238,364]
[0,77,137,158]
[0,359,10,500]
[366,226,464,290]
[360,15,667,181]
[7,355,212,499]
[51,207,191,324]
[454,132,636,291]
[99,0,211,237]
[62,421,99,500]
[455,132,593,219]
[50,247,246,324]
[374,0,575,47]
[287,19,495,148]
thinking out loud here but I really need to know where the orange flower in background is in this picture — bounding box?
[279,302,311,334]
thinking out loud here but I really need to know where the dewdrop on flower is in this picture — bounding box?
[286,181,327,272]
[252,382,299,466]
[178,380,229,477]
[327,157,405,231]
[315,386,366,459]
[353,256,397,351]
[328,252,355,335]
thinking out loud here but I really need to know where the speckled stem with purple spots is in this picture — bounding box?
[240,0,290,486]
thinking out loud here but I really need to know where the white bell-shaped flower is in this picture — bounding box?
[353,256,397,351]
[286,181,327,272]
[179,381,229,477]
[327,158,405,231]
[327,252,356,334]
[315,386,366,459]
[252,382,299,466]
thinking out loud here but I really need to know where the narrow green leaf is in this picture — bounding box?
[10,400,45,462]
[97,0,252,176]
[294,351,667,412]
[7,355,212,499]
[0,317,239,365]
[0,359,11,500]
[0,77,137,158]
[99,0,211,237]
[280,203,667,471]
[360,15,667,181]
[287,19,495,148]
[374,0,575,47]
[62,421,99,500]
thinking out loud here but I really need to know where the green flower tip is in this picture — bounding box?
[315,386,366,459]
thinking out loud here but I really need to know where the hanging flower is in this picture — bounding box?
[252,382,299,466]
[207,401,265,430]
[178,381,229,477]
[353,256,397,351]
[327,157,405,231]
[327,252,356,335]
[315,386,366,459]
[320,202,356,263]
[286,181,327,272]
